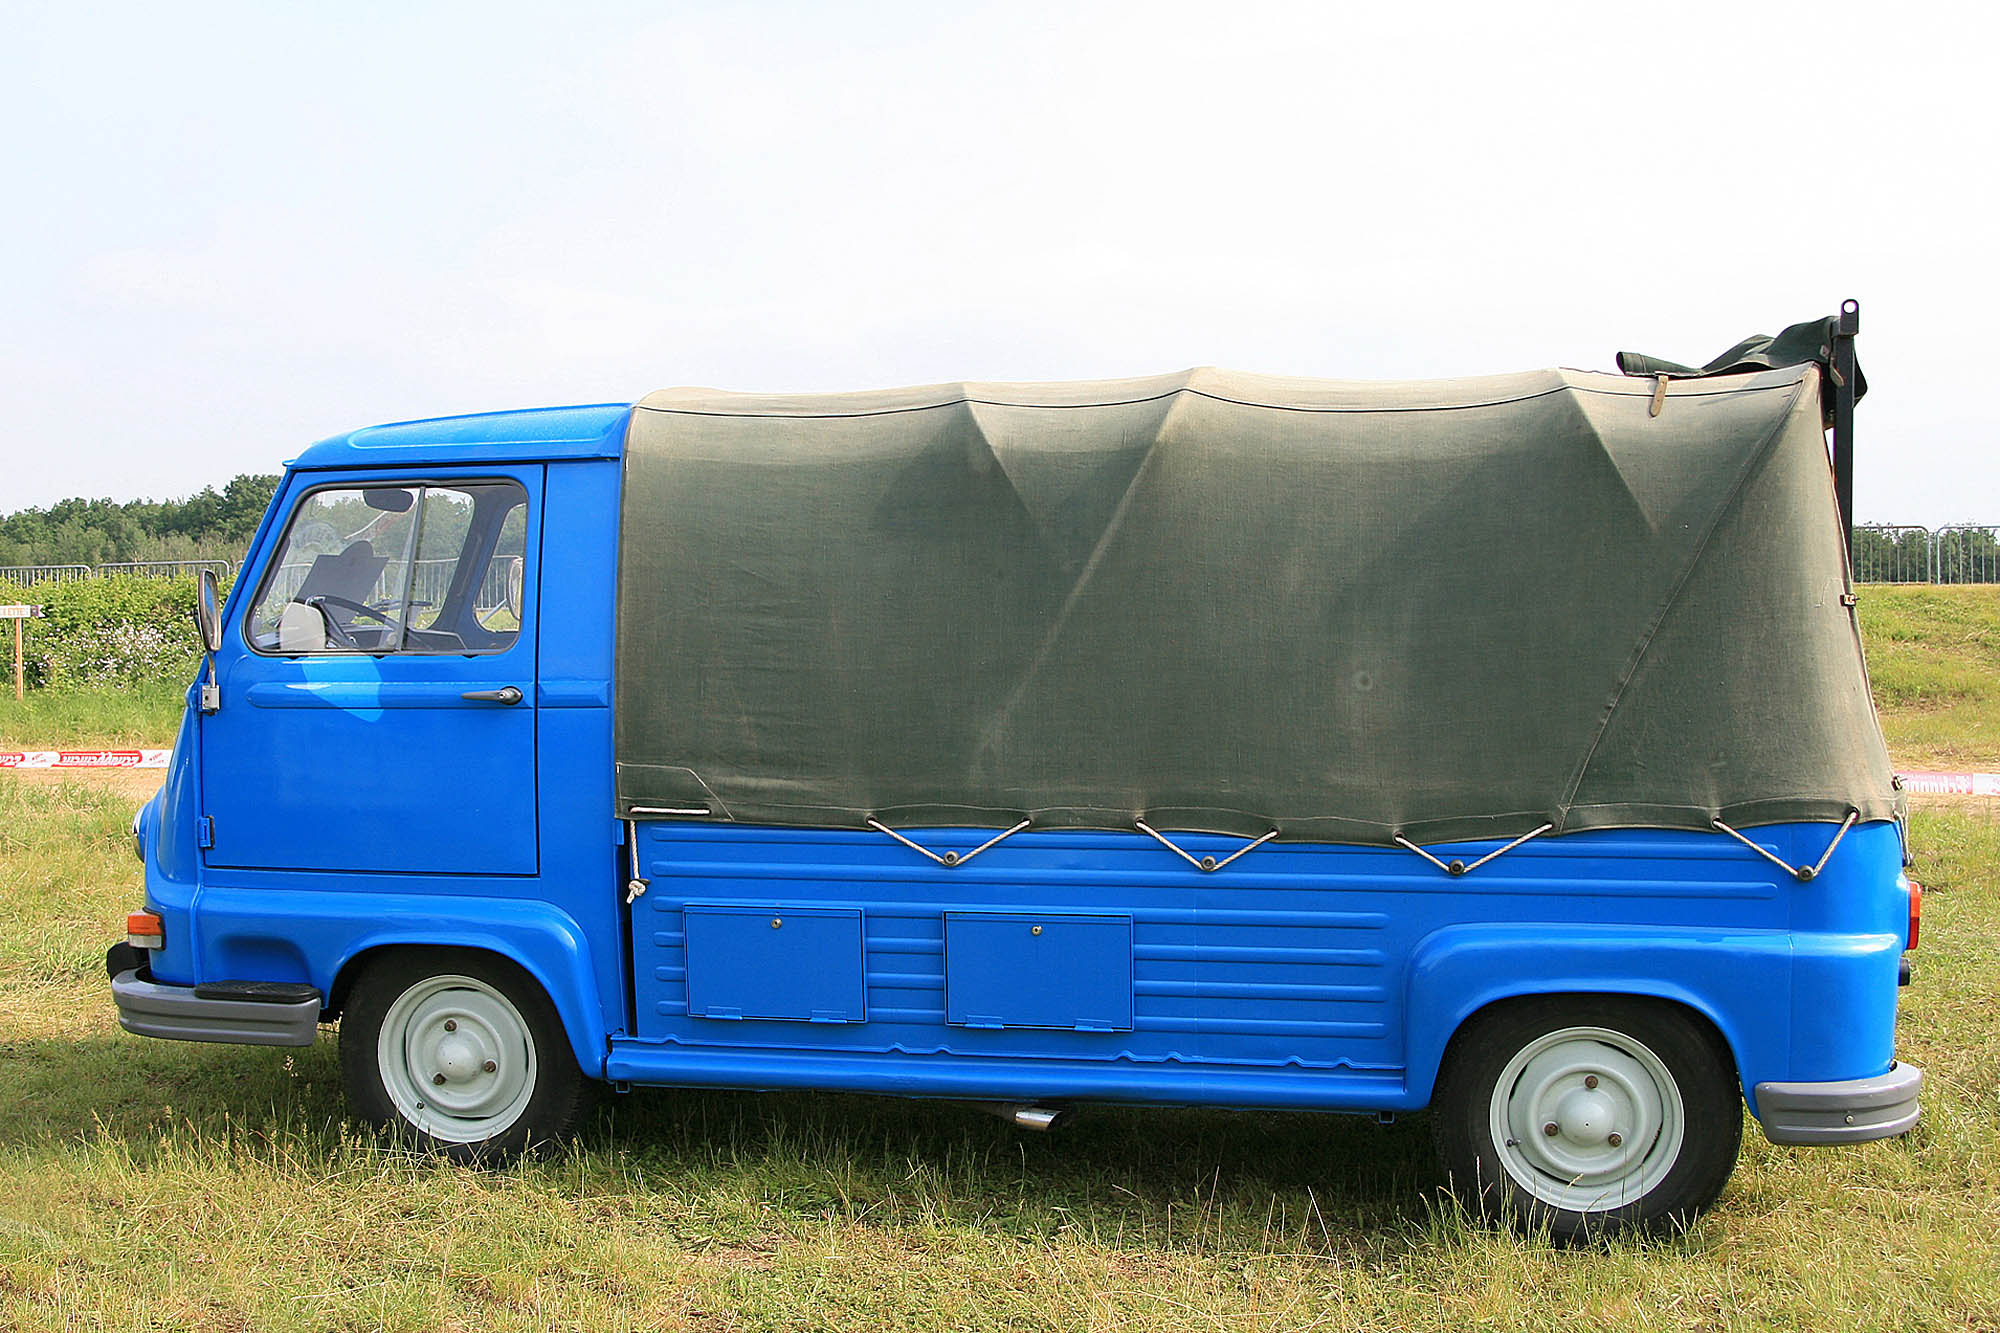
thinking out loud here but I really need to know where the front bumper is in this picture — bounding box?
[1755,1061,1923,1145]
[110,963,322,1047]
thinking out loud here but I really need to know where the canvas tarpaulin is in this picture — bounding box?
[1616,315,1867,420]
[614,361,1895,844]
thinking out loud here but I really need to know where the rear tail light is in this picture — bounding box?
[1906,880,1922,951]
[125,911,163,950]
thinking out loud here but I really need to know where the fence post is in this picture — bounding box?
[1,604,42,701]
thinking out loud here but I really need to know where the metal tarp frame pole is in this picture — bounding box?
[866,817,1032,868]
[1833,299,1860,574]
[1136,822,1279,873]
[1711,809,1859,882]
[1392,823,1555,877]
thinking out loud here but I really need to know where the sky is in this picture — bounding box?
[1,1,1993,523]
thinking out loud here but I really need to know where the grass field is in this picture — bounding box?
[0,681,188,751]
[1862,585,2000,770]
[1,589,1996,1329]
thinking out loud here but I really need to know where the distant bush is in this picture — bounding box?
[0,574,223,689]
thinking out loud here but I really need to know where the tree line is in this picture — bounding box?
[0,475,279,567]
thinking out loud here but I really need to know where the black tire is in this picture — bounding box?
[339,949,590,1163]
[1430,995,1742,1241]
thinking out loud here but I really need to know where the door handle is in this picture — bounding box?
[461,686,524,705]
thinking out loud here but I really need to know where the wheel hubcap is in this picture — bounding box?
[1553,1087,1616,1145]
[377,974,537,1144]
[1489,1026,1684,1213]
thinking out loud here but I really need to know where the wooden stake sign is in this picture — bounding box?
[0,605,43,702]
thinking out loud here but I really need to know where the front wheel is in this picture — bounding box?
[340,951,589,1162]
[1431,996,1742,1240]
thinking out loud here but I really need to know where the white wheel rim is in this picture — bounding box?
[1488,1025,1685,1214]
[377,974,538,1144]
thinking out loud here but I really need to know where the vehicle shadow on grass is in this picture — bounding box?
[0,1031,351,1151]
[1,1032,1446,1239]
[602,1080,1447,1238]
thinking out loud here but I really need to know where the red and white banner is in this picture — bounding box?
[0,749,170,770]
[1895,771,2000,796]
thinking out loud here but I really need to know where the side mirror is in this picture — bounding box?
[195,569,223,654]
[195,569,222,712]
[505,557,524,622]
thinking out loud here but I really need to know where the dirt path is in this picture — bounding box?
[3,767,165,803]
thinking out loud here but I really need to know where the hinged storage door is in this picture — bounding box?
[944,913,1134,1032]
[683,905,867,1023]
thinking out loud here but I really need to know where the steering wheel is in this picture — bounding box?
[303,594,408,649]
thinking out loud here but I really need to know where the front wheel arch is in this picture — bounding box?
[336,946,593,1162]
[322,927,610,1079]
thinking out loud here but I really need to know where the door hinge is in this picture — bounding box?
[197,816,215,849]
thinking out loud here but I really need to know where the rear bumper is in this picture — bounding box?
[110,967,322,1047]
[1755,1061,1923,1145]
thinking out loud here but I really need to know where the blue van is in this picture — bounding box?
[109,313,1920,1239]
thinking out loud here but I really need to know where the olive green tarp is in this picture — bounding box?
[1618,315,1868,414]
[614,360,1894,844]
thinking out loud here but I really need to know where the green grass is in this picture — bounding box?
[0,681,187,749]
[4,593,2000,1327]
[1,776,1993,1329]
[1862,585,2000,768]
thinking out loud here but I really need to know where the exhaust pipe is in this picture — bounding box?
[974,1102,1069,1131]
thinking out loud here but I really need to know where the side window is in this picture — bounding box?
[248,481,528,655]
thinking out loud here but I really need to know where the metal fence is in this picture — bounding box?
[0,560,235,587]
[0,556,517,616]
[1853,527,2000,583]
[261,558,515,614]
[1931,527,2000,584]
[0,564,91,587]
[93,559,234,580]
[1852,527,1935,584]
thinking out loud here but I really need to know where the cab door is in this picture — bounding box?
[202,469,541,875]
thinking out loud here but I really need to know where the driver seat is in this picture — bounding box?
[278,601,329,652]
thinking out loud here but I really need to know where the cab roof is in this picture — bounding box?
[289,403,631,471]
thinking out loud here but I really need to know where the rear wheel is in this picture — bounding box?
[339,951,589,1162]
[1431,996,1742,1240]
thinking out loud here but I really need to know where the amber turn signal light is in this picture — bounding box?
[125,911,163,948]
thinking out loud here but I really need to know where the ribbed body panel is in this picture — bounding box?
[612,821,1897,1109]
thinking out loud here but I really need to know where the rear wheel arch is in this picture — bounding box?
[1428,991,1745,1239]
[1408,961,1758,1110]
[1434,990,1741,1097]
